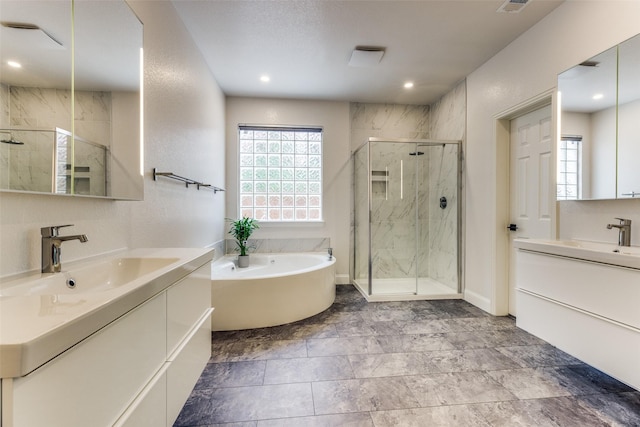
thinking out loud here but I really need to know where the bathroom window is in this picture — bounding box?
[557,136,581,200]
[238,126,323,221]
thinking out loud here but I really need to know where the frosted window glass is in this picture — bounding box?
[557,137,581,200]
[237,126,323,221]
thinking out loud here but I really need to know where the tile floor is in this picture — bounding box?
[174,285,640,426]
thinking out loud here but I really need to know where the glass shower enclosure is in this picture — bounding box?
[353,138,461,300]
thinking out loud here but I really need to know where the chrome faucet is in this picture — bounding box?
[327,247,333,260]
[41,224,88,273]
[606,218,632,247]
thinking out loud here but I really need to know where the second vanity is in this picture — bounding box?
[0,248,214,427]
[514,238,640,391]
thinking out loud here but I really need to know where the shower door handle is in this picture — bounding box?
[507,224,518,231]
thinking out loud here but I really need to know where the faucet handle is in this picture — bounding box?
[41,224,74,237]
[614,218,632,225]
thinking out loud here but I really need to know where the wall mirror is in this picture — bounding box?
[557,33,640,200]
[0,0,143,200]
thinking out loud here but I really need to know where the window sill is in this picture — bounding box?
[257,221,325,228]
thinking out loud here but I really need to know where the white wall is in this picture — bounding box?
[0,1,226,276]
[225,97,351,279]
[465,1,640,314]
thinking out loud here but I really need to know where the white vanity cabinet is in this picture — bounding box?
[0,260,212,427]
[515,243,640,390]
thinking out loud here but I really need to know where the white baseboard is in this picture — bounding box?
[335,274,350,285]
[464,289,491,314]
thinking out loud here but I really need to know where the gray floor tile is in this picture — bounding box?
[375,333,457,353]
[203,423,258,427]
[495,343,582,367]
[176,286,639,427]
[403,371,518,406]
[195,361,266,389]
[359,309,418,322]
[306,336,385,357]
[257,413,374,426]
[312,377,420,414]
[446,329,545,350]
[575,391,640,426]
[211,339,307,362]
[486,367,575,399]
[175,384,314,425]
[428,348,522,373]
[349,352,441,378]
[473,396,611,427]
[263,356,354,384]
[335,320,403,337]
[370,406,492,427]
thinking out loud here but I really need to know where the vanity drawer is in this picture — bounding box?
[167,308,212,426]
[167,262,212,356]
[113,364,168,427]
[10,292,166,427]
[517,250,640,329]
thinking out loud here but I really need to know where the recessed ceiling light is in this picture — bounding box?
[260,75,270,83]
[404,82,414,89]
[592,93,604,100]
[7,60,21,68]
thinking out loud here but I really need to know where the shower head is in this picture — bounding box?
[408,151,424,156]
[1,138,24,145]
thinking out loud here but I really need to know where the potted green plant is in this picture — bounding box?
[227,217,259,268]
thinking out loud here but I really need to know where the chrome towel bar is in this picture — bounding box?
[153,168,225,193]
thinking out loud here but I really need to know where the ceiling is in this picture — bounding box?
[172,0,565,105]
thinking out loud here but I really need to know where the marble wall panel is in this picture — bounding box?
[350,90,465,292]
[0,84,9,127]
[350,103,430,151]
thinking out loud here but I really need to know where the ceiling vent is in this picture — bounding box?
[497,0,530,13]
[348,46,385,68]
[1,21,62,47]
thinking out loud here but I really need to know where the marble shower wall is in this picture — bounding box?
[353,145,370,282]
[350,103,432,281]
[350,83,466,291]
[427,144,459,290]
[350,103,430,151]
[428,81,466,291]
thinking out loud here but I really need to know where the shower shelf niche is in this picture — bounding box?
[371,170,389,182]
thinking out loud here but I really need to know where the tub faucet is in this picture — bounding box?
[606,218,631,247]
[41,224,88,273]
[327,247,333,260]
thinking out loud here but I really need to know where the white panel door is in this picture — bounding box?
[508,105,553,315]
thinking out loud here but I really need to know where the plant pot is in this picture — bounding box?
[237,255,250,268]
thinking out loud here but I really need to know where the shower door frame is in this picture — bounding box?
[353,137,463,300]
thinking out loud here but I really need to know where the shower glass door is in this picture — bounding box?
[370,141,419,295]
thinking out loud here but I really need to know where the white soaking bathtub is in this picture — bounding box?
[210,253,336,331]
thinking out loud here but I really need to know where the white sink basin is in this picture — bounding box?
[514,239,640,269]
[0,247,214,378]
[0,257,180,297]
[538,239,640,255]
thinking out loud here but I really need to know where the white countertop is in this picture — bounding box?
[514,238,640,270]
[0,248,213,378]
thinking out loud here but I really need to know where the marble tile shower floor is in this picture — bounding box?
[174,285,640,427]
